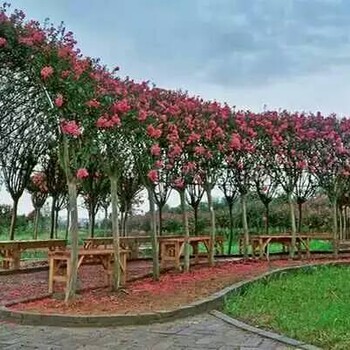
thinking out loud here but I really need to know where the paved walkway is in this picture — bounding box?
[0,313,293,350]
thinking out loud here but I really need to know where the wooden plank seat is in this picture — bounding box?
[239,234,334,260]
[0,239,67,270]
[48,248,128,293]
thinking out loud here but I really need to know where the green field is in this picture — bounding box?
[224,265,350,350]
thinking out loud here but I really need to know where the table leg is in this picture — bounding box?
[48,256,54,293]
[66,258,71,292]
[121,253,127,285]
[175,242,181,271]
[259,238,264,259]
[192,242,199,264]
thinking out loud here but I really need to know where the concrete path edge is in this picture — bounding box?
[0,260,348,328]
[210,310,322,350]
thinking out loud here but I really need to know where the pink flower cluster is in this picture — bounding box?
[96,114,121,128]
[86,99,100,108]
[76,168,89,179]
[112,99,131,114]
[0,37,7,47]
[147,169,158,183]
[60,120,82,137]
[54,94,64,107]
[40,66,54,79]
[31,172,48,193]
[147,125,162,139]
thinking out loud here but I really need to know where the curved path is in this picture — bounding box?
[0,313,291,350]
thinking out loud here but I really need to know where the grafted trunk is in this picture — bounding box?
[65,206,70,240]
[33,208,40,240]
[332,199,339,257]
[206,185,216,267]
[179,190,190,272]
[65,180,79,303]
[228,203,234,255]
[88,202,96,238]
[158,205,163,236]
[148,187,159,280]
[241,193,249,258]
[110,176,121,290]
[297,201,303,233]
[264,203,270,235]
[193,204,199,236]
[287,192,297,258]
[9,198,19,240]
[54,209,59,238]
[50,196,57,239]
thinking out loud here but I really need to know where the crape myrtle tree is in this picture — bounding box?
[294,171,317,233]
[186,175,205,236]
[260,111,312,257]
[223,111,260,257]
[218,168,238,254]
[0,4,132,300]
[27,171,48,239]
[309,114,350,255]
[117,158,143,236]
[253,167,279,235]
[0,68,49,240]
[42,151,67,239]
[187,100,230,265]
[80,155,110,238]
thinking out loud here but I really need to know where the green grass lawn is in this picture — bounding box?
[224,265,350,350]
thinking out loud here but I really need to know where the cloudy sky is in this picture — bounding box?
[2,0,350,215]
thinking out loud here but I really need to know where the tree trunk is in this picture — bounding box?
[33,208,40,240]
[265,203,270,235]
[65,180,79,303]
[332,199,339,257]
[110,175,121,291]
[241,192,249,258]
[148,187,160,280]
[104,207,108,230]
[287,191,297,258]
[88,202,96,238]
[193,204,199,236]
[54,209,59,238]
[206,185,216,266]
[228,203,234,255]
[179,190,190,272]
[65,207,70,241]
[124,211,129,236]
[50,196,57,239]
[158,205,163,236]
[297,202,303,234]
[9,198,19,240]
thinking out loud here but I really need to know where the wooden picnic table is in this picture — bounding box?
[240,234,333,260]
[0,239,67,270]
[83,236,152,259]
[84,235,225,263]
[48,248,128,293]
[158,235,217,270]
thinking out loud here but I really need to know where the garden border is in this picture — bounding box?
[0,260,348,329]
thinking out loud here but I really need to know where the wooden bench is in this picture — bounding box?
[84,235,225,261]
[83,236,151,260]
[48,248,128,293]
[240,234,334,260]
[158,235,217,270]
[0,239,67,270]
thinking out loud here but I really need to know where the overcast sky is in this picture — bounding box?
[2,0,350,216]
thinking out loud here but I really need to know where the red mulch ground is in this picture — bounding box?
[0,259,153,306]
[6,256,350,315]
